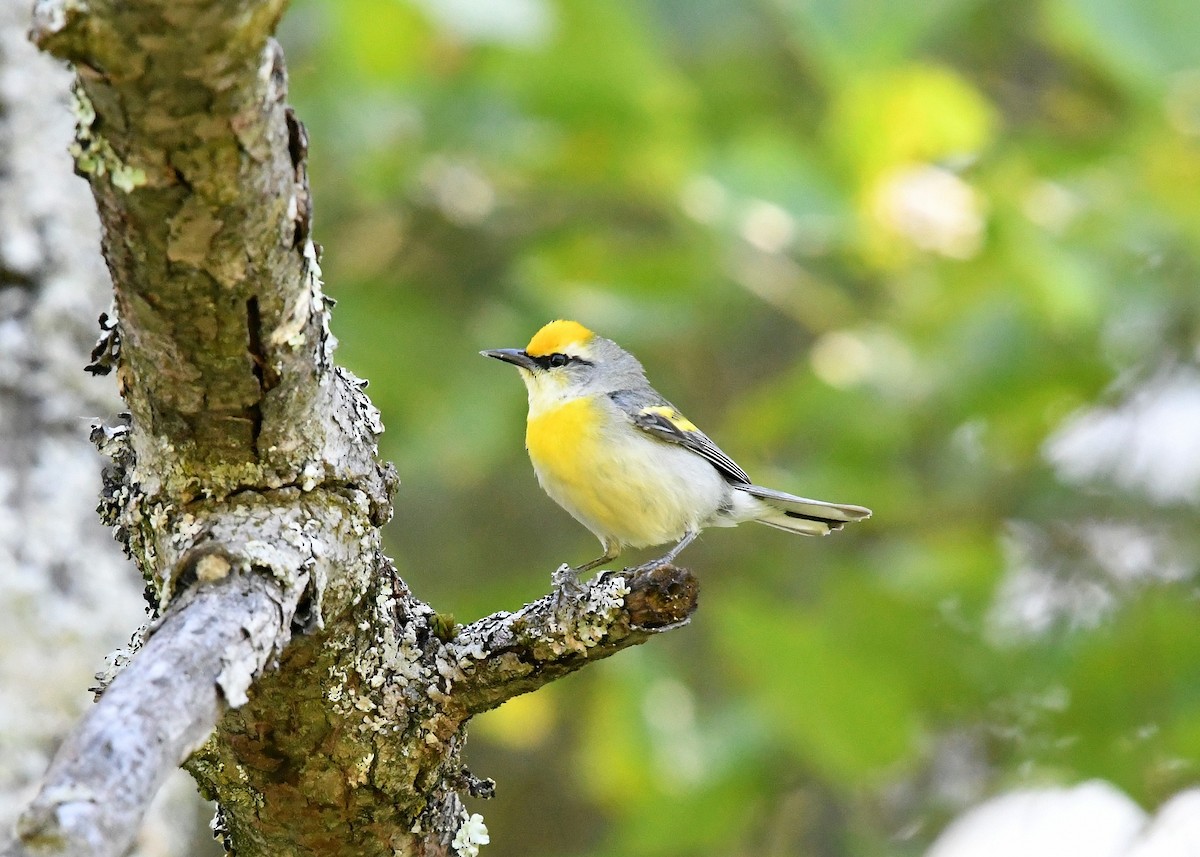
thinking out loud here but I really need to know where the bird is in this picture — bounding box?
[482,320,871,575]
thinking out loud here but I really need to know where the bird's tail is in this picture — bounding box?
[734,484,872,536]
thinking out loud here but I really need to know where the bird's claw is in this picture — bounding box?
[551,562,588,606]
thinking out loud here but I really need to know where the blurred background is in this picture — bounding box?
[272,0,1200,853]
[5,0,1199,855]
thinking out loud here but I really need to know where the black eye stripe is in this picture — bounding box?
[529,352,592,370]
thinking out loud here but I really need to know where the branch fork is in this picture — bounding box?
[5,0,704,853]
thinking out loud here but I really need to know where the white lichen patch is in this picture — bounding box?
[91,625,149,697]
[434,651,464,683]
[171,512,204,548]
[242,538,299,577]
[324,588,442,736]
[587,576,630,614]
[299,460,323,492]
[452,811,490,857]
[549,575,630,652]
[147,502,172,532]
[347,751,374,787]
[69,85,147,192]
[454,637,488,663]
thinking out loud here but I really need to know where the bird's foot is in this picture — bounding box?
[551,563,588,606]
[628,556,672,575]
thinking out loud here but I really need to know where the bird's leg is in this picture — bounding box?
[575,544,621,575]
[636,530,698,572]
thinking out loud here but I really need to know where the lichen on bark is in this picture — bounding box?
[5,2,701,856]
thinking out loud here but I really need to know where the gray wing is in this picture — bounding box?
[608,389,751,485]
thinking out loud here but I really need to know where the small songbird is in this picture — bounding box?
[483,320,871,574]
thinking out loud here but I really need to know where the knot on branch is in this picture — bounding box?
[618,564,699,630]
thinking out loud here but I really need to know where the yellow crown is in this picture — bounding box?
[525,320,594,357]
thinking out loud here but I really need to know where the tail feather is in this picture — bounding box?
[735,484,871,537]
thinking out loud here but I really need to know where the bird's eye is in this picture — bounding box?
[548,353,570,368]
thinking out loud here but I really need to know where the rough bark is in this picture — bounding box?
[0,1,208,851]
[12,573,285,857]
[187,563,697,857]
[3,2,700,856]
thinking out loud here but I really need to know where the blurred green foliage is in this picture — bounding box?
[279,0,1200,852]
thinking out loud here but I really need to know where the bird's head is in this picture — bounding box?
[482,320,645,411]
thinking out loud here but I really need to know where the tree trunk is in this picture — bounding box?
[0,2,209,850]
[2,2,698,855]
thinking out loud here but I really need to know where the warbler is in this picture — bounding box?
[483,320,871,573]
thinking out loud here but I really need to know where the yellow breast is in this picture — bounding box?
[525,397,601,499]
[524,396,712,548]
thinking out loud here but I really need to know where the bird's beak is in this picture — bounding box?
[480,348,539,371]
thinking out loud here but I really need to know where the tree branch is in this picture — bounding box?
[8,573,288,857]
[4,1,703,854]
[453,565,699,717]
